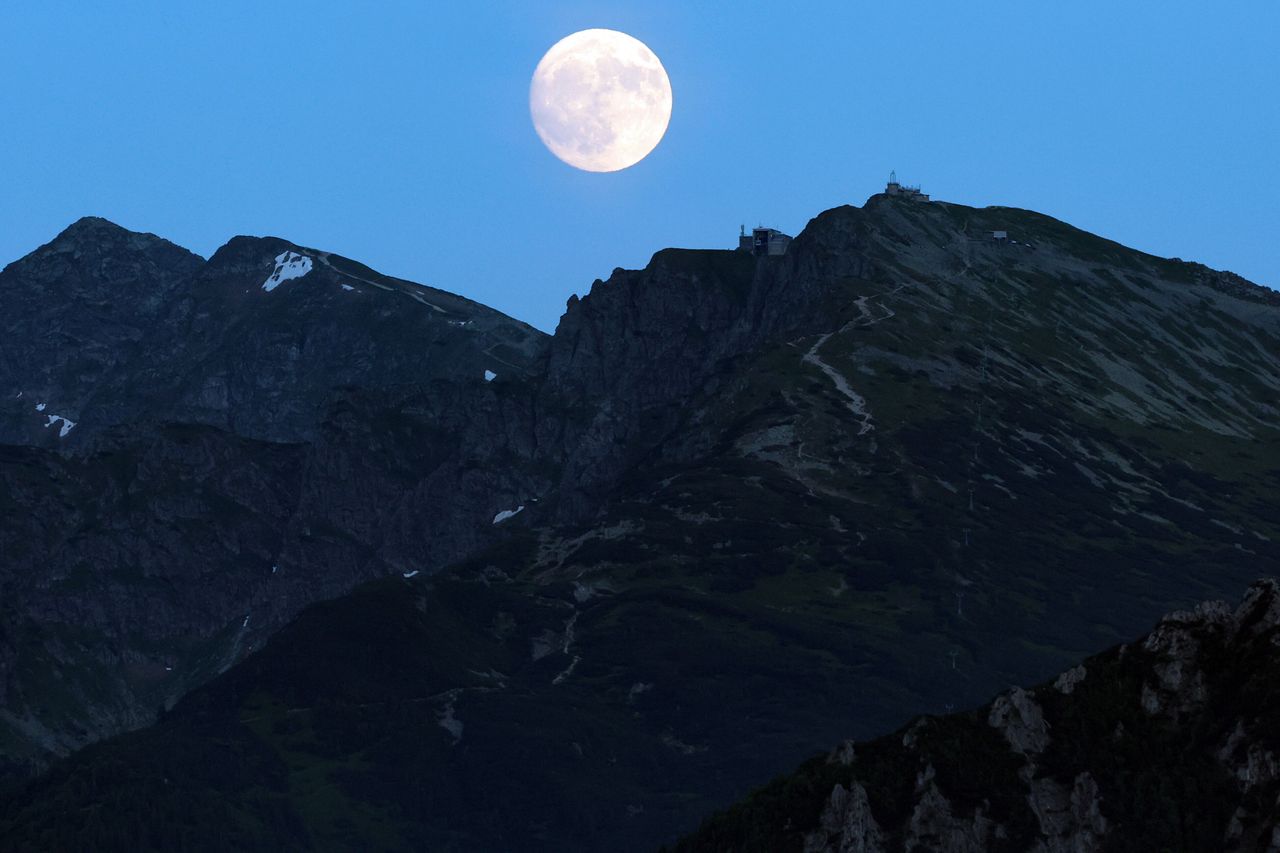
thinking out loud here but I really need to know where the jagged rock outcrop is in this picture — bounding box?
[804,782,885,853]
[677,580,1280,853]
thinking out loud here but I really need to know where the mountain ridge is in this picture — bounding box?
[0,221,552,776]
[1,194,1277,849]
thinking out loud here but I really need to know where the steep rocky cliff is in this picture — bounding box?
[0,194,1277,850]
[673,579,1280,852]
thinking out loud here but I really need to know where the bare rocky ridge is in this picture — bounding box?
[11,226,546,444]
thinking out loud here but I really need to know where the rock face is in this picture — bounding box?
[536,211,879,518]
[0,218,203,447]
[677,580,1280,853]
[0,195,1278,850]
[0,222,550,777]
[3,228,545,444]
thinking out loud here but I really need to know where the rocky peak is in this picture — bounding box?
[51,214,148,243]
[536,188,1280,523]
[12,216,204,286]
[200,233,298,279]
[0,218,552,776]
[1,218,549,446]
[0,218,205,446]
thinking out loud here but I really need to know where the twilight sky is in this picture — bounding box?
[1,1,1276,332]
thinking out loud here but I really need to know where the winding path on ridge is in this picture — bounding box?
[802,283,908,436]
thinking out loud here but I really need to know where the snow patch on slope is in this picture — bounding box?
[438,693,464,743]
[261,251,313,292]
[492,505,524,524]
[43,414,76,437]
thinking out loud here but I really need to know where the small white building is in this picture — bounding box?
[991,230,1008,241]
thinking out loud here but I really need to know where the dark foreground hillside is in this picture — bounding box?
[672,579,1280,853]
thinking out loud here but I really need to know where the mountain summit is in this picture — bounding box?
[0,195,1277,850]
[1,220,543,446]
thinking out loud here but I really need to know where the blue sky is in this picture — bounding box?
[2,1,1276,332]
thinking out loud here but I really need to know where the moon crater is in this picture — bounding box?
[530,29,673,172]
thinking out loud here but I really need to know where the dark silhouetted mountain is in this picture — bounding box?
[0,223,548,775]
[0,217,203,446]
[0,194,1277,851]
[671,579,1280,852]
[1,219,544,445]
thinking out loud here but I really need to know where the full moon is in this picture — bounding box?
[530,29,673,173]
